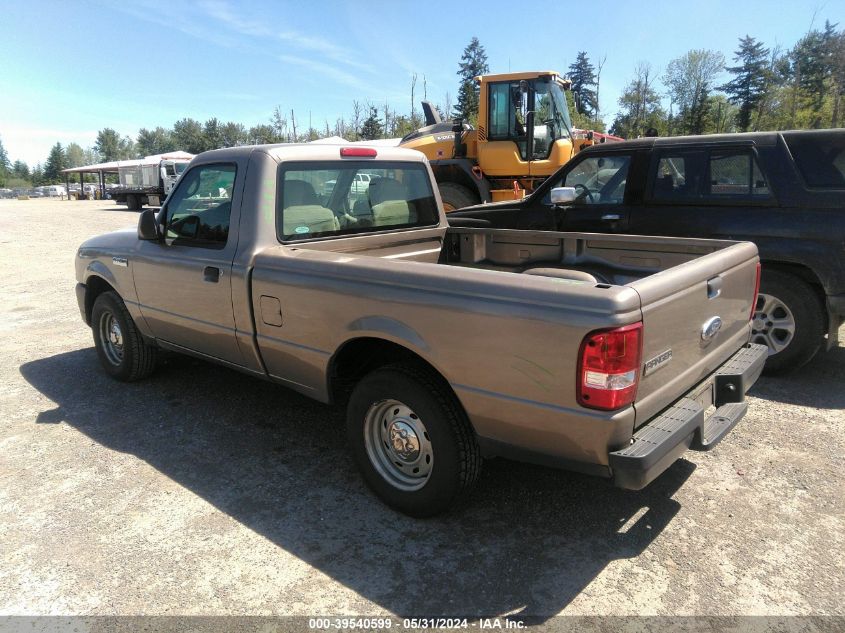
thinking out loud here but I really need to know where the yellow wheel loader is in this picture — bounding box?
[400,71,618,211]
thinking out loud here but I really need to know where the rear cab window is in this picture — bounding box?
[649,146,771,203]
[277,161,440,242]
[784,131,845,188]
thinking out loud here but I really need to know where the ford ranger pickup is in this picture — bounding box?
[75,143,767,516]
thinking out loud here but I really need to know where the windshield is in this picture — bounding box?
[535,80,572,142]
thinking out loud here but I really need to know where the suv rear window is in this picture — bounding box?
[277,161,439,241]
[784,131,845,188]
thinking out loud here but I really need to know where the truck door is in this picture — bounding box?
[544,152,635,233]
[132,162,244,366]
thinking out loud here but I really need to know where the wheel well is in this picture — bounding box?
[761,261,827,324]
[84,276,116,325]
[329,337,451,405]
[431,164,485,201]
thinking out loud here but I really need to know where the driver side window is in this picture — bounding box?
[164,164,236,249]
[560,155,631,205]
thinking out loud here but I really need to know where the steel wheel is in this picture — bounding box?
[363,398,433,492]
[752,292,796,355]
[98,310,124,366]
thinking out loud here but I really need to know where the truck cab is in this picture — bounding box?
[160,159,188,196]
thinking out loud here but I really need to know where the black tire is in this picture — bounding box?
[126,194,140,211]
[346,362,481,517]
[91,291,157,382]
[438,182,479,212]
[753,269,824,374]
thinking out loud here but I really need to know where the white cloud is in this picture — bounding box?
[278,55,364,90]
[2,126,98,167]
[197,0,374,73]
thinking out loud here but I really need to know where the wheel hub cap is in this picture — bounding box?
[751,292,796,356]
[388,421,420,461]
[109,322,123,346]
[363,399,433,491]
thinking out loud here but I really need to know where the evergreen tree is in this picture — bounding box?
[31,163,44,186]
[247,124,278,144]
[203,118,223,151]
[136,127,174,156]
[43,143,67,183]
[13,160,29,179]
[172,118,206,153]
[95,128,122,162]
[360,107,383,140]
[0,136,8,187]
[453,37,489,123]
[220,122,248,147]
[65,143,86,168]
[568,52,598,117]
[720,36,770,131]
[790,21,841,127]
[0,135,10,173]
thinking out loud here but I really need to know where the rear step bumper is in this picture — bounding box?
[609,343,767,490]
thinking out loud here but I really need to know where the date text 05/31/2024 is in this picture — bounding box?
[307,618,526,629]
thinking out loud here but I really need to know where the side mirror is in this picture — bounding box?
[550,186,577,206]
[138,209,161,240]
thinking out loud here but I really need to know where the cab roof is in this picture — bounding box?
[194,143,427,164]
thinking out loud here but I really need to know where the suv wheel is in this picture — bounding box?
[752,270,824,374]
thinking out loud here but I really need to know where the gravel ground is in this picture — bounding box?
[0,199,843,620]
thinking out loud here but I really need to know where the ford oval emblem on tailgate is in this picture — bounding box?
[701,316,723,342]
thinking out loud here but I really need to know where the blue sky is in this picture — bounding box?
[1,0,842,166]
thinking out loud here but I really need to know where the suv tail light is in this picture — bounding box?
[577,322,643,411]
[750,262,761,320]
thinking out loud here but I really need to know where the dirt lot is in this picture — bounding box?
[0,199,843,620]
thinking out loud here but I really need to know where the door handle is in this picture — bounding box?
[707,276,723,299]
[601,213,621,221]
[203,266,221,282]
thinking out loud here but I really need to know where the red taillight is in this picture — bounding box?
[340,147,377,158]
[750,262,762,320]
[577,322,643,411]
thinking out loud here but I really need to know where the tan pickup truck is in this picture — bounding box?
[75,143,766,516]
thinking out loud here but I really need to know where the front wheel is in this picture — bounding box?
[438,182,479,212]
[346,363,481,517]
[91,291,157,381]
[752,270,824,374]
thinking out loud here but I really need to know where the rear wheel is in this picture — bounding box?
[126,194,140,210]
[91,291,157,381]
[346,363,481,517]
[438,182,479,212]
[752,270,824,374]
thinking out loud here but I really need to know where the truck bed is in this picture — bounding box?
[251,226,758,456]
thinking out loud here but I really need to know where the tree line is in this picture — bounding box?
[1,19,842,188]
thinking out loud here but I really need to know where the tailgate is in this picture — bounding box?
[628,241,759,427]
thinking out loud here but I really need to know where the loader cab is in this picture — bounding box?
[477,72,576,181]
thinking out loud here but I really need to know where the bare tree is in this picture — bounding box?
[290,109,297,142]
[410,73,418,126]
[594,54,607,124]
[271,106,288,142]
[350,100,363,140]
